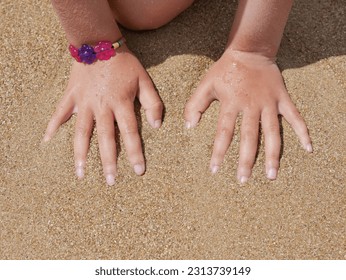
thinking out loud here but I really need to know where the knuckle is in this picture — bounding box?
[212,149,225,161]
[184,102,193,113]
[239,160,253,171]
[55,103,66,113]
[155,101,164,111]
[266,159,279,170]
[264,122,279,135]
[241,129,256,141]
[47,118,57,130]
[102,163,116,174]
[296,119,308,130]
[97,126,112,137]
[293,118,308,135]
[289,105,301,116]
[122,127,138,136]
[115,94,133,104]
[266,154,280,163]
[75,125,90,138]
[51,109,63,120]
[146,100,163,112]
[217,126,233,139]
[129,156,144,166]
[74,152,85,163]
[222,111,235,120]
[287,105,303,121]
[294,113,304,125]
[219,111,235,125]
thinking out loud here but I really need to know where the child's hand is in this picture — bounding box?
[44,47,163,185]
[184,49,312,182]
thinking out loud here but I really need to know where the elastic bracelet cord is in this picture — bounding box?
[69,37,126,64]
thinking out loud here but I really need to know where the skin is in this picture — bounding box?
[45,0,312,186]
[184,0,312,182]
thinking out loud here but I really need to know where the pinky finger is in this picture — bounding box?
[43,94,75,142]
[279,98,312,152]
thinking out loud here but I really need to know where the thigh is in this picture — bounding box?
[108,0,194,30]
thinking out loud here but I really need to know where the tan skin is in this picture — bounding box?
[45,0,312,186]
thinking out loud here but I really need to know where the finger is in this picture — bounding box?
[210,106,238,174]
[237,110,260,183]
[114,102,145,176]
[74,108,94,179]
[95,109,117,186]
[43,94,75,142]
[279,97,312,152]
[261,107,281,180]
[184,78,215,129]
[138,75,163,129]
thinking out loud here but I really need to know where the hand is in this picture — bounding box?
[44,47,163,185]
[184,49,312,183]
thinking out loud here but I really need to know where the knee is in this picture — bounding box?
[116,14,169,31]
[111,0,194,31]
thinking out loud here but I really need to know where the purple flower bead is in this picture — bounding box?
[78,44,97,64]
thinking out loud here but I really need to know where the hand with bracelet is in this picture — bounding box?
[44,0,312,186]
[44,0,166,186]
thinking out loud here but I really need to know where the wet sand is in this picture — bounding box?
[0,0,345,259]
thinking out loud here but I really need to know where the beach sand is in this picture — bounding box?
[0,0,345,259]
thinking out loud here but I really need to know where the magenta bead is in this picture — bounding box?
[94,41,112,52]
[94,41,115,61]
[96,49,115,60]
[68,45,82,62]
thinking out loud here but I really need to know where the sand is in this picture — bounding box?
[0,0,345,259]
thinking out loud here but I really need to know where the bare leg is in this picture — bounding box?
[108,0,194,30]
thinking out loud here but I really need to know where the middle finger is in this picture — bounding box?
[237,110,260,183]
[95,109,117,186]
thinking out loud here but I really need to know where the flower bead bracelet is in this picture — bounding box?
[68,37,126,64]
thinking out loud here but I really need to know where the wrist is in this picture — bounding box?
[225,42,278,61]
[69,36,127,64]
[226,0,292,59]
[222,48,277,65]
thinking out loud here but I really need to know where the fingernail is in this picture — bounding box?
[306,143,313,153]
[154,120,161,129]
[76,167,84,179]
[185,121,191,129]
[106,174,115,186]
[267,168,277,180]
[239,176,248,184]
[134,164,145,175]
[211,165,219,174]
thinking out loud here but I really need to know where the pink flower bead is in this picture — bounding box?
[94,41,112,52]
[68,45,82,62]
[96,49,115,60]
[94,41,115,61]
